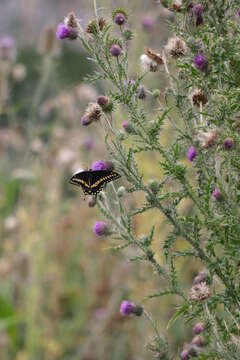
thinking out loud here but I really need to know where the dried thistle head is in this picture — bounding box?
[86,17,106,34]
[165,37,187,58]
[171,0,183,12]
[191,89,208,107]
[85,102,102,121]
[189,282,211,302]
[65,11,79,29]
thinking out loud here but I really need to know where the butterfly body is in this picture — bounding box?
[70,170,121,195]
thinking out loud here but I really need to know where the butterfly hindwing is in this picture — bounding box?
[70,170,121,195]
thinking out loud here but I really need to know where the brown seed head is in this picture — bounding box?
[165,37,187,58]
[191,89,208,107]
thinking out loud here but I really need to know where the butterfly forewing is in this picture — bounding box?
[70,170,121,195]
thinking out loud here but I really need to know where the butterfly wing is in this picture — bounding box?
[70,170,121,195]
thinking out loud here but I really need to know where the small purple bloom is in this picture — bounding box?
[120,300,136,315]
[91,160,107,171]
[114,13,126,26]
[193,322,205,334]
[93,221,108,236]
[180,349,190,360]
[191,335,205,347]
[193,4,204,17]
[123,121,128,129]
[81,115,91,126]
[56,24,70,39]
[84,138,94,150]
[213,189,221,199]
[188,146,197,162]
[194,54,208,71]
[97,95,109,108]
[223,137,234,150]
[238,8,240,16]
[142,16,155,29]
[129,79,136,85]
[110,44,122,57]
[193,321,205,335]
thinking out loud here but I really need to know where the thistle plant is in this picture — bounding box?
[58,2,240,359]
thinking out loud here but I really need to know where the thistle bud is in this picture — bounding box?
[194,54,208,71]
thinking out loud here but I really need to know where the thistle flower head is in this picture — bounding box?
[112,8,128,25]
[93,221,109,236]
[142,16,155,29]
[194,54,208,71]
[91,161,107,171]
[191,335,205,347]
[193,269,210,284]
[86,17,106,34]
[165,37,187,58]
[193,4,204,17]
[180,349,190,360]
[212,189,222,200]
[110,43,122,57]
[187,146,197,162]
[171,0,183,12]
[223,137,234,150]
[120,300,143,316]
[191,89,208,107]
[84,102,102,122]
[97,95,113,112]
[189,281,211,302]
[193,322,205,334]
[238,9,240,16]
[81,115,92,126]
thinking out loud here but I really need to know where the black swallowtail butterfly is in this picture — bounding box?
[69,170,121,195]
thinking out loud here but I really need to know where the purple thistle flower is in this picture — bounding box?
[238,8,240,16]
[193,4,204,17]
[191,335,205,347]
[114,13,126,26]
[223,137,234,150]
[123,121,128,129]
[188,146,197,162]
[120,300,143,316]
[193,322,205,334]
[81,115,92,126]
[83,138,94,150]
[142,16,155,29]
[213,189,221,199]
[194,54,208,71]
[120,300,136,315]
[56,24,70,39]
[91,160,107,171]
[110,44,122,57]
[97,95,109,108]
[180,349,190,360]
[93,221,108,236]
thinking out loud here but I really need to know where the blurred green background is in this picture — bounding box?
[0,1,201,359]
